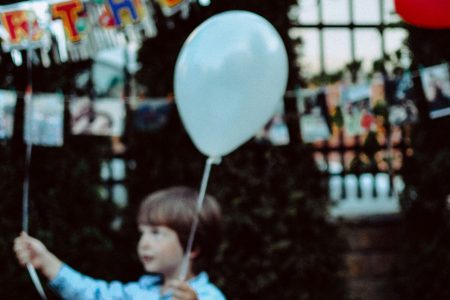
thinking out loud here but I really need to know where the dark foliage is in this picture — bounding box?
[396,26,450,300]
[0,137,125,299]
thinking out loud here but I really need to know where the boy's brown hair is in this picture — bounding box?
[137,186,222,273]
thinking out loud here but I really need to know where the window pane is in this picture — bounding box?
[290,28,321,76]
[298,0,319,24]
[355,29,382,72]
[384,28,408,53]
[385,28,411,68]
[322,0,350,24]
[384,0,402,23]
[324,29,352,73]
[354,0,381,24]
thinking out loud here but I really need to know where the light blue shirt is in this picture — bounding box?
[49,264,226,300]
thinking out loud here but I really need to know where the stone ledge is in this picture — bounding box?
[348,278,397,300]
[345,253,398,278]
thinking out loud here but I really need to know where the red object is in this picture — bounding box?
[99,9,116,28]
[394,0,450,29]
[360,112,374,130]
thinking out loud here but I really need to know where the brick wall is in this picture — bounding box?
[339,214,401,300]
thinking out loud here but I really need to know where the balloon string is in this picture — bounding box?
[22,14,48,300]
[178,157,221,281]
[22,91,32,233]
[26,263,47,300]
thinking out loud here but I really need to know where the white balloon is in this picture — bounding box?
[174,10,288,157]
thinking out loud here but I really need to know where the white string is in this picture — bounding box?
[178,156,221,281]
[26,264,47,300]
[22,92,32,234]
[23,93,47,300]
[22,12,48,300]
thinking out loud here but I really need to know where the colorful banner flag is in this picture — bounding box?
[50,0,87,43]
[0,1,51,52]
[157,0,189,17]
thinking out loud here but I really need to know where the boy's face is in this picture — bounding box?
[137,224,185,279]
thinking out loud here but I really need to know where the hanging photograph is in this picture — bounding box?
[24,93,64,146]
[385,71,419,125]
[70,96,125,136]
[340,83,372,136]
[0,90,17,140]
[255,100,290,146]
[368,73,385,136]
[133,98,173,132]
[298,88,331,143]
[419,63,450,119]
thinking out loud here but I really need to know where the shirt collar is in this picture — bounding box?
[139,272,209,289]
[139,273,163,288]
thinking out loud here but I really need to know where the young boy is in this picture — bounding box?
[14,186,226,300]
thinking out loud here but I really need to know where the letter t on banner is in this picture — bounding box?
[51,0,85,43]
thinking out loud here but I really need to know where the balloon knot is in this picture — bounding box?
[207,157,222,165]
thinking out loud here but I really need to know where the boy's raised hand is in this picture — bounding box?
[168,280,198,300]
[14,232,46,268]
[13,232,62,280]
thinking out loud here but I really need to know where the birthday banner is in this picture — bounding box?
[0,0,159,64]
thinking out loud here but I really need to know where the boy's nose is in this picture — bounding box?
[138,236,152,250]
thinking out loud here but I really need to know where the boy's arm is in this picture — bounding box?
[14,232,139,300]
[13,232,62,280]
